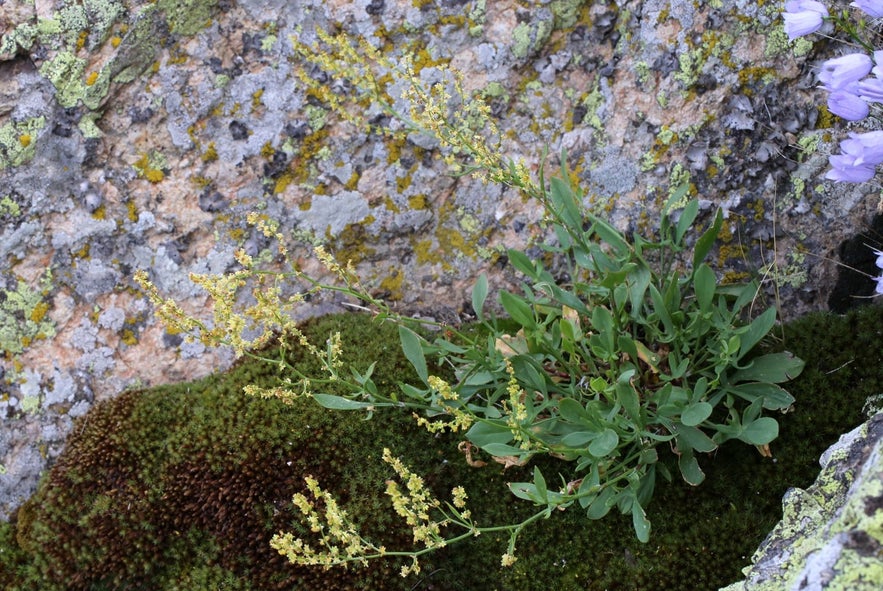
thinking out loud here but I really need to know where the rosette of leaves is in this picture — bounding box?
[387,166,804,542]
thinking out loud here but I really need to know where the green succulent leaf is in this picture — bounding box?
[631,502,652,543]
[678,453,705,486]
[500,290,536,330]
[730,352,805,384]
[312,394,375,410]
[399,326,428,384]
[472,273,488,321]
[739,417,779,446]
[680,402,713,427]
[588,429,619,458]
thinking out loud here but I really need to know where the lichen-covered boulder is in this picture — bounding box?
[721,411,883,591]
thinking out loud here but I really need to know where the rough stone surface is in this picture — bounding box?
[721,412,883,591]
[1,0,882,520]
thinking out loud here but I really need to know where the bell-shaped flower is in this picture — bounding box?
[826,154,876,182]
[828,90,870,120]
[871,50,883,78]
[858,76,883,102]
[851,1,883,17]
[783,1,829,39]
[818,53,873,91]
[826,131,883,182]
[844,131,883,165]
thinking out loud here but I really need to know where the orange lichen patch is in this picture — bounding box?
[110,36,122,48]
[85,71,99,86]
[18,134,31,147]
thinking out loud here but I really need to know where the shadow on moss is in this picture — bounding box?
[2,305,882,590]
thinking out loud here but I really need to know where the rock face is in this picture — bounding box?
[721,412,883,591]
[1,0,882,520]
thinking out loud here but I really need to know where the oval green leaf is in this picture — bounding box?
[589,428,619,458]
[312,394,375,411]
[680,402,712,427]
[739,417,779,446]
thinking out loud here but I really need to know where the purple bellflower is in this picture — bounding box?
[851,1,883,18]
[783,1,829,39]
[826,131,883,182]
[828,89,870,120]
[858,76,883,102]
[818,53,873,91]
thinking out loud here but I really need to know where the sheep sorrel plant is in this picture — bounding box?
[136,187,804,574]
[136,28,805,576]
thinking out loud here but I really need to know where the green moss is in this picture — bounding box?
[6,302,883,590]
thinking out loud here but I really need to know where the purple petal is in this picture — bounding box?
[849,131,883,165]
[851,1,883,18]
[858,77,883,102]
[826,157,876,182]
[783,11,825,39]
[875,276,883,295]
[819,54,873,91]
[828,90,870,121]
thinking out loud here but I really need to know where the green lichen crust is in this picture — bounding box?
[0,0,220,164]
[0,117,45,170]
[0,270,55,356]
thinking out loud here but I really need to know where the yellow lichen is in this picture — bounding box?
[202,142,219,162]
[120,329,138,346]
[379,267,404,300]
[408,194,427,209]
[252,88,265,110]
[274,172,294,194]
[29,302,50,323]
[144,169,164,183]
[73,243,91,260]
[344,170,361,191]
[85,71,99,86]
